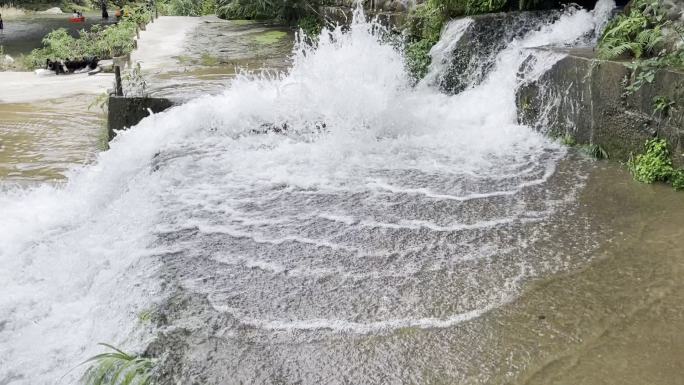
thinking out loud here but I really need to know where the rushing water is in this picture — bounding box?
[5,2,683,384]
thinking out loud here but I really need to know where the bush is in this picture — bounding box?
[629,138,674,184]
[155,0,219,16]
[598,9,662,59]
[463,0,506,15]
[405,39,434,80]
[628,138,684,191]
[171,0,202,15]
[21,6,150,70]
[216,0,318,22]
[672,170,684,191]
[297,14,322,39]
[597,0,684,61]
[216,0,275,19]
[97,21,138,57]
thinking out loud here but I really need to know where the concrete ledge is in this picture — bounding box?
[107,96,176,140]
[516,50,684,165]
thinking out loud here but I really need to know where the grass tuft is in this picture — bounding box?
[80,343,156,385]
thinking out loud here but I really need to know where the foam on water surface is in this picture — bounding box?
[0,2,615,383]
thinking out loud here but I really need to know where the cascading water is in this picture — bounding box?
[0,1,615,384]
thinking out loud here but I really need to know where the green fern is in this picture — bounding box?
[80,343,156,385]
[597,0,667,60]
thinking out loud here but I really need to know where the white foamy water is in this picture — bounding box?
[0,2,615,384]
[422,17,474,86]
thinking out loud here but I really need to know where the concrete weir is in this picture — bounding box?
[107,96,176,139]
[516,49,684,165]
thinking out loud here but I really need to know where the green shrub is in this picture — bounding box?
[598,10,661,59]
[96,21,138,57]
[21,6,150,70]
[403,1,445,80]
[216,0,274,19]
[406,1,446,44]
[172,0,201,16]
[123,5,153,25]
[202,0,217,14]
[463,0,506,15]
[597,0,683,61]
[406,39,434,80]
[217,0,316,21]
[652,95,674,115]
[601,0,684,95]
[672,170,684,191]
[628,138,674,184]
[297,14,322,39]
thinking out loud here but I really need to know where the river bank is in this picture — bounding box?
[0,15,196,103]
[0,12,117,57]
[0,15,293,182]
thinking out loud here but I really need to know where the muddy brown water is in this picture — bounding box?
[480,163,684,385]
[0,96,106,183]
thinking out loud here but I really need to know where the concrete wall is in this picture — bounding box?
[516,50,684,166]
[434,11,558,94]
[107,96,176,140]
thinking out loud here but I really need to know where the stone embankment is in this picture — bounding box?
[516,49,684,166]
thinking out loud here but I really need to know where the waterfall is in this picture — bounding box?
[420,17,474,88]
[0,1,616,384]
[423,0,616,93]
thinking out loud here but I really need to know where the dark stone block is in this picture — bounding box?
[436,11,560,94]
[107,96,176,140]
[516,50,684,166]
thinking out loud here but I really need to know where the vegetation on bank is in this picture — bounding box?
[215,0,319,22]
[597,0,683,95]
[213,0,326,43]
[18,4,151,70]
[3,0,85,12]
[157,0,325,39]
[156,0,217,16]
[597,0,683,64]
[629,138,684,190]
[5,0,219,17]
[595,0,683,189]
